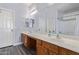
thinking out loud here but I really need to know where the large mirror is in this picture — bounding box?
[33,3,56,34]
[57,3,79,36]
[58,15,76,35]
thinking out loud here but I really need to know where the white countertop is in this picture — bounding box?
[22,32,79,53]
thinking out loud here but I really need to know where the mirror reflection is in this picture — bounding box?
[58,15,76,35]
[25,3,79,36]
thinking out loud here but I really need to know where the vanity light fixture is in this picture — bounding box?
[30,10,38,16]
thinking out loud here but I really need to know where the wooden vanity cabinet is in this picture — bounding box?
[36,38,79,55]
[28,37,36,49]
[21,33,79,55]
[59,47,79,55]
[48,50,58,55]
[21,33,31,48]
[36,40,58,55]
[21,33,25,43]
[36,39,79,55]
[42,41,59,55]
[36,40,48,55]
[37,45,48,55]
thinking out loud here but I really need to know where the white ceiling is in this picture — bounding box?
[30,3,79,14]
[0,3,79,17]
[57,3,79,14]
[0,3,28,17]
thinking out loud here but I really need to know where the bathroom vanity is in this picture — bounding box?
[21,32,79,55]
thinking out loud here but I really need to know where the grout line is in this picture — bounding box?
[18,46,27,55]
[15,46,22,55]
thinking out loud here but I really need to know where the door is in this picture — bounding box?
[0,9,14,48]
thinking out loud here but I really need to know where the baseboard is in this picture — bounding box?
[13,42,23,46]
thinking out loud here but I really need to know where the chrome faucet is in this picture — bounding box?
[57,34,60,39]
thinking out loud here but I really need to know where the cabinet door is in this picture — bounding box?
[49,44,58,54]
[42,41,58,54]
[48,50,58,55]
[59,47,79,55]
[21,34,27,46]
[29,37,36,49]
[21,34,30,48]
[36,39,42,46]
[37,46,48,55]
[37,40,48,55]
[23,35,28,47]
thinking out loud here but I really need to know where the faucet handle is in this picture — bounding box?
[57,34,61,39]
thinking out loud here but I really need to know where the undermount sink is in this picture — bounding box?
[50,35,79,47]
[59,37,79,47]
[41,34,57,39]
[50,36,57,39]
